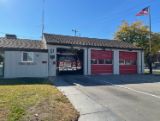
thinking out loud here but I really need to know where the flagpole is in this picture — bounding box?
[149,6,152,53]
[148,6,153,74]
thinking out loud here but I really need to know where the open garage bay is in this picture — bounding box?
[57,48,84,75]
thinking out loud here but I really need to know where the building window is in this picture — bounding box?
[91,59,98,64]
[92,59,113,65]
[120,59,125,65]
[50,49,54,54]
[98,59,105,64]
[120,59,136,65]
[105,59,112,64]
[126,60,137,65]
[22,52,34,62]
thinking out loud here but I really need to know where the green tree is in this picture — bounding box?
[115,21,160,55]
[115,21,160,73]
[151,33,160,55]
[115,21,150,52]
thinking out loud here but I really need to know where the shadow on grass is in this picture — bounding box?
[0,78,54,85]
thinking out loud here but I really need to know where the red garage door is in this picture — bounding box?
[91,50,113,75]
[119,51,137,74]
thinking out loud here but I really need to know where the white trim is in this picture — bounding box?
[113,49,119,74]
[88,48,91,75]
[83,48,88,75]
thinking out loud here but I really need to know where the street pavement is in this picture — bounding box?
[53,75,160,121]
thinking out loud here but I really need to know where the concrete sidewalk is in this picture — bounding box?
[53,77,124,121]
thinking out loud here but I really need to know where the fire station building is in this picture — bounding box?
[45,33,144,76]
[0,33,144,78]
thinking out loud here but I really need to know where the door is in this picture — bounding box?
[119,51,137,74]
[91,50,113,75]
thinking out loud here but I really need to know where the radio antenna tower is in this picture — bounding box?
[42,0,45,39]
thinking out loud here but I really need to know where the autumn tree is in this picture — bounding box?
[115,21,160,73]
[151,33,160,54]
[115,21,150,52]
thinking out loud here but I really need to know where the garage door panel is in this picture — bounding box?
[120,65,137,74]
[91,50,113,75]
[120,51,137,60]
[91,50,112,59]
[92,65,113,74]
[119,51,137,74]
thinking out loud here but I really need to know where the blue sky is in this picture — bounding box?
[0,0,159,40]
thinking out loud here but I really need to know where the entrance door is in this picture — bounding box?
[0,52,4,77]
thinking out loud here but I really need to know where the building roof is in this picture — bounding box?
[0,37,47,52]
[44,33,142,50]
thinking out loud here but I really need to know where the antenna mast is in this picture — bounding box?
[42,0,45,39]
[72,29,79,36]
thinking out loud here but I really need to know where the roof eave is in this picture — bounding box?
[0,47,48,52]
[47,42,143,51]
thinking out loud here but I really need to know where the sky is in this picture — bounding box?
[0,0,159,40]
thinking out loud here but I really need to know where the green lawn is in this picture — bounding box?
[144,69,160,75]
[0,78,79,121]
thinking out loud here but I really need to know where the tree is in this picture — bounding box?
[115,21,160,54]
[151,33,160,55]
[115,21,160,74]
[115,21,150,51]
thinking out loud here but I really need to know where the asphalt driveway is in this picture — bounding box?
[54,75,160,121]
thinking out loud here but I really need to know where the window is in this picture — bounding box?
[22,52,33,62]
[125,60,131,65]
[50,49,54,54]
[98,60,105,64]
[105,59,112,64]
[91,59,98,64]
[92,59,113,65]
[120,59,125,65]
[120,59,136,65]
[126,60,137,65]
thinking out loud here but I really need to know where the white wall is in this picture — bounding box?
[87,48,91,75]
[83,48,88,75]
[137,50,144,74]
[4,51,48,78]
[113,49,120,74]
[47,45,57,76]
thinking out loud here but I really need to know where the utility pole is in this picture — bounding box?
[72,29,79,36]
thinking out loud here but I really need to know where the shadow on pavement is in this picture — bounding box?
[54,75,160,87]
